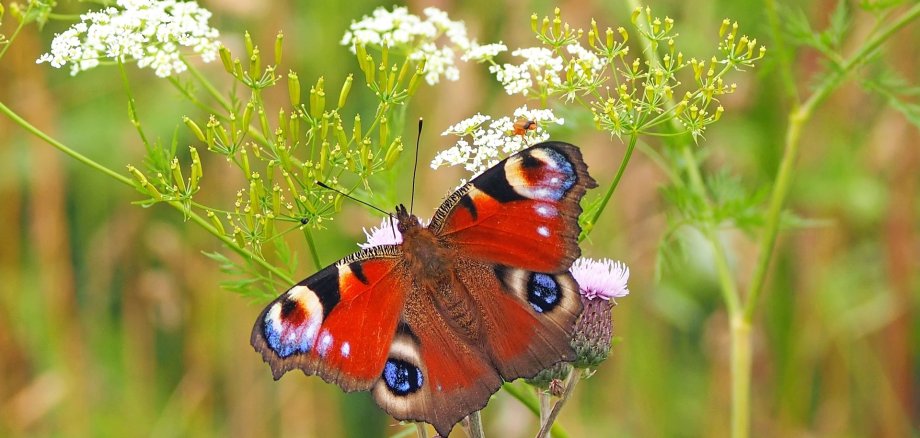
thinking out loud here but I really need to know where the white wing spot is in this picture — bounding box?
[537,226,551,237]
[318,330,334,357]
[535,204,556,218]
[341,342,351,358]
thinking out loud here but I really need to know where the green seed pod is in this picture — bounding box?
[288,72,301,106]
[207,210,226,236]
[384,138,403,169]
[530,13,538,33]
[183,116,206,142]
[219,46,234,74]
[189,147,202,191]
[274,31,284,65]
[338,74,353,109]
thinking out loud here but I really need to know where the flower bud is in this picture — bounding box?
[274,31,284,65]
[525,362,571,390]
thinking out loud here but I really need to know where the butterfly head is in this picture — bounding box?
[395,204,422,234]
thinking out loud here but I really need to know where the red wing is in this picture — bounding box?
[429,142,597,273]
[250,245,408,391]
[457,259,583,380]
[371,283,502,438]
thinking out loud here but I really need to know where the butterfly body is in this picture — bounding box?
[252,142,597,436]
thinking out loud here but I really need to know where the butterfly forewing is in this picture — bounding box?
[251,245,409,390]
[430,142,597,273]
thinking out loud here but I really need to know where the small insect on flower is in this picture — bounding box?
[433,105,564,177]
[512,119,538,136]
[36,0,220,78]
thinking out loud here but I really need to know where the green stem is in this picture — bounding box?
[730,315,752,438]
[535,369,581,438]
[0,101,293,286]
[414,423,428,438]
[744,2,920,321]
[0,2,33,61]
[467,411,484,438]
[182,57,233,112]
[579,133,637,242]
[302,227,322,271]
[0,101,133,186]
[500,383,569,438]
[763,0,800,104]
[117,60,153,149]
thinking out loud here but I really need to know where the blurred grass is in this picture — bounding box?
[0,0,918,437]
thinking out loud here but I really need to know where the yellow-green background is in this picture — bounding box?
[0,0,917,436]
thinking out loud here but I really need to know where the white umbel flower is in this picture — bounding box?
[341,6,471,85]
[36,0,220,77]
[432,106,564,176]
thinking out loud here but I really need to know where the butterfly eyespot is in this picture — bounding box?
[383,358,424,396]
[527,273,561,313]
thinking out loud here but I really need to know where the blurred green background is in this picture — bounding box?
[0,0,917,436]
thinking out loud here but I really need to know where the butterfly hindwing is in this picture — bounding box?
[430,141,598,273]
[251,245,408,390]
[372,277,503,438]
[457,259,583,380]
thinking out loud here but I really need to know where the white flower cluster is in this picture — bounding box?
[341,6,471,85]
[36,0,220,77]
[487,43,606,96]
[432,106,564,176]
[461,42,508,62]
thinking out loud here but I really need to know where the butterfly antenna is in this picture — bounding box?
[315,181,389,216]
[410,118,423,215]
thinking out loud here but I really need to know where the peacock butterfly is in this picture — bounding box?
[250,141,597,436]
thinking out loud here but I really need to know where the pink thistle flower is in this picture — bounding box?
[569,257,629,369]
[570,257,630,301]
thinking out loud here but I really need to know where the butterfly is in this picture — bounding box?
[251,141,597,436]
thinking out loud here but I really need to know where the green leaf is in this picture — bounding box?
[821,0,851,50]
[861,67,920,129]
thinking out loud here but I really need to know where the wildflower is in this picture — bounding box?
[36,0,220,77]
[525,361,571,391]
[488,47,564,96]
[341,6,470,85]
[461,42,508,62]
[432,106,564,176]
[358,217,402,249]
[571,258,630,301]
[569,258,629,368]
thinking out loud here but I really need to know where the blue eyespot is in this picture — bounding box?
[383,358,423,396]
[528,273,560,313]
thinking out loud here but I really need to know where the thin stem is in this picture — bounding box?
[0,101,293,285]
[0,2,33,61]
[302,227,322,271]
[467,411,484,438]
[415,423,429,438]
[0,101,133,186]
[744,2,920,321]
[182,57,233,112]
[763,0,800,104]
[535,369,581,438]
[579,133,638,242]
[730,315,752,438]
[117,60,153,149]
[500,383,569,438]
[539,391,550,424]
